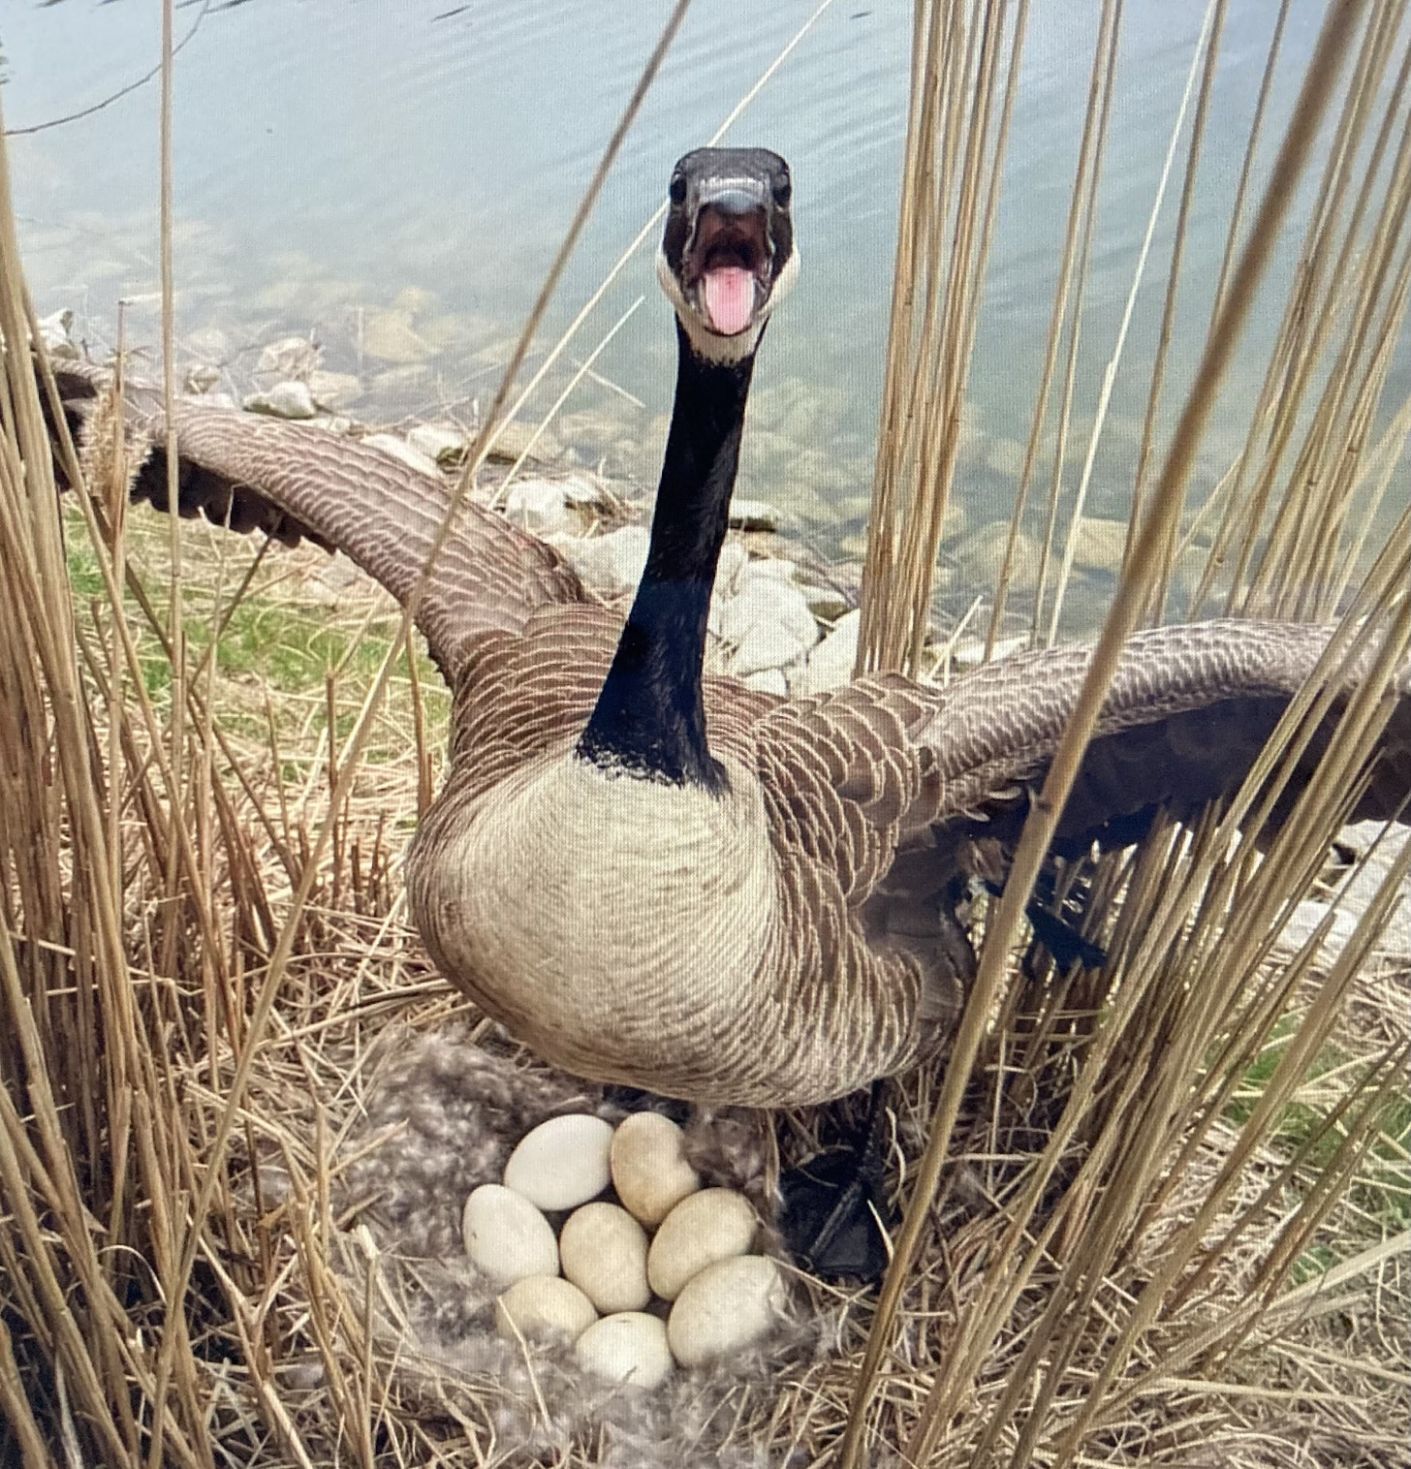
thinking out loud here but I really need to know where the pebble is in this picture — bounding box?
[243,381,317,420]
[647,1188,758,1301]
[609,1113,701,1227]
[462,1184,559,1284]
[406,423,468,465]
[494,1276,598,1345]
[667,1255,788,1367]
[559,1202,651,1314]
[574,1312,673,1390]
[503,1113,614,1211]
[362,433,441,479]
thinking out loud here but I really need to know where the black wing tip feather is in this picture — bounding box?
[43,355,330,549]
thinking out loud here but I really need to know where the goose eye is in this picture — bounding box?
[668,174,688,206]
[772,175,792,207]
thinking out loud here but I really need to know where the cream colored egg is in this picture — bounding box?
[462,1184,558,1284]
[667,1255,788,1367]
[646,1187,758,1301]
[609,1112,701,1225]
[559,1202,651,1314]
[503,1113,614,1211]
[494,1276,597,1345]
[574,1312,673,1390]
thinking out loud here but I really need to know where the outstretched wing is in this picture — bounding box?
[922,619,1411,850]
[44,358,584,679]
[749,619,1410,1060]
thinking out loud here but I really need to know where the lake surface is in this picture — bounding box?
[2,0,1400,634]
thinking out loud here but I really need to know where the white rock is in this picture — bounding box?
[462,1184,559,1284]
[609,1113,701,1227]
[38,307,77,358]
[574,1312,673,1390]
[559,1202,651,1314]
[407,423,468,464]
[244,381,317,420]
[505,479,576,538]
[797,609,861,694]
[798,582,854,622]
[495,1275,598,1345]
[363,433,442,479]
[646,1188,758,1301]
[728,498,783,531]
[950,633,1029,670]
[743,668,789,695]
[747,557,798,582]
[559,474,610,507]
[718,573,819,658]
[551,526,650,597]
[503,1113,614,1211]
[713,542,750,600]
[729,620,815,679]
[667,1255,788,1367]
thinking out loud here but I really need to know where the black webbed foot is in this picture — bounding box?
[778,1081,894,1282]
[981,876,1109,972]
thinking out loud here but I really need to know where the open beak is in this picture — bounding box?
[682,183,773,338]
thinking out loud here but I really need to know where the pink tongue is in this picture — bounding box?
[703,267,755,336]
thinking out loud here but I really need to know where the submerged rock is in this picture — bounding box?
[256,336,320,382]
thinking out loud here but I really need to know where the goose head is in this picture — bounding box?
[656,146,798,365]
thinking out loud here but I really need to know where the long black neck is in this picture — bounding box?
[577,320,757,789]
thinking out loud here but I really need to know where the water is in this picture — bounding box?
[2,0,1400,633]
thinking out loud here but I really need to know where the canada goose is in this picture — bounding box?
[46,147,1411,1276]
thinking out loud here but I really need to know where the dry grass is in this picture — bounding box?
[4,2,1411,1467]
